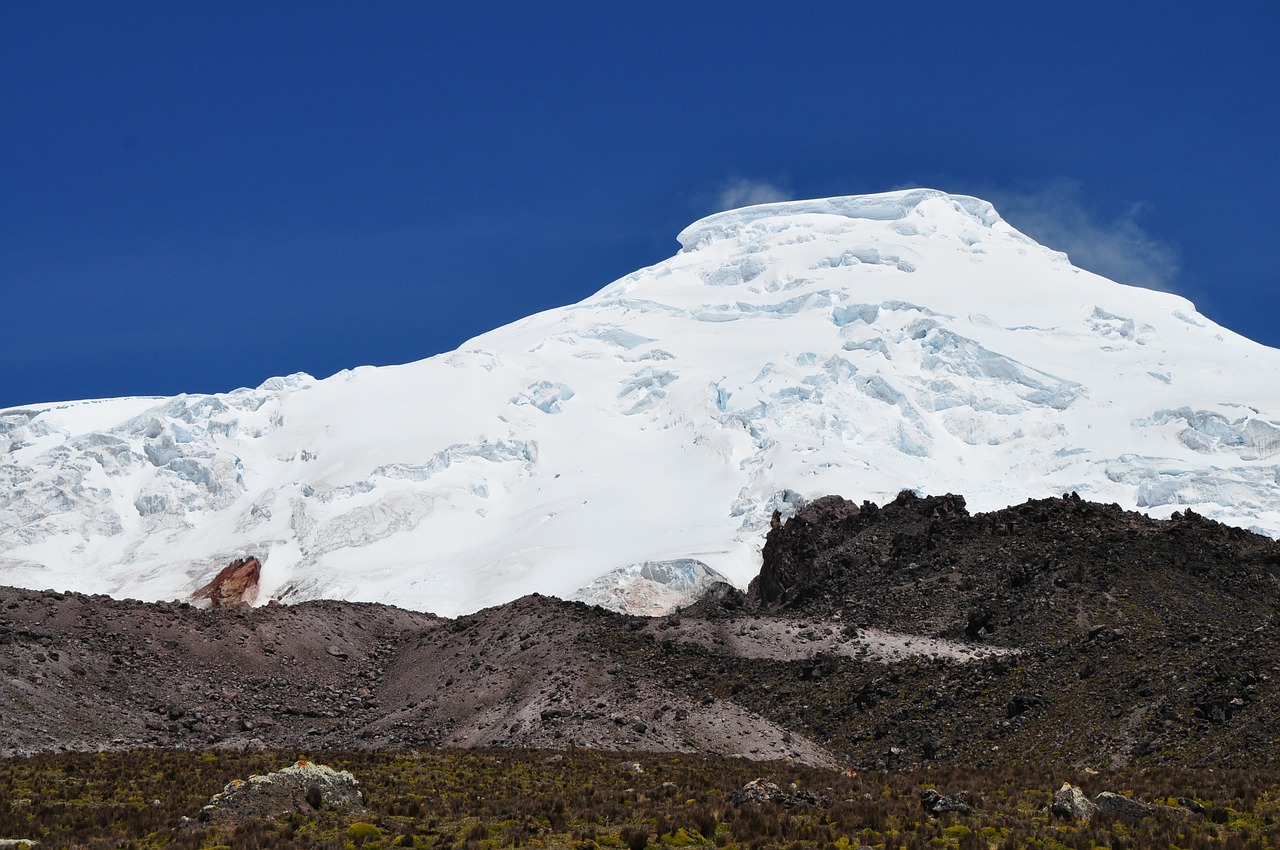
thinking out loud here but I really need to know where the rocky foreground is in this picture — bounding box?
[3,491,1280,770]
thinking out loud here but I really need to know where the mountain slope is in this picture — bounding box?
[4,189,1280,614]
[6,491,1280,771]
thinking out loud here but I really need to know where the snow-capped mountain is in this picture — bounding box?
[4,189,1280,616]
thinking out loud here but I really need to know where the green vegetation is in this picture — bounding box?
[1,748,1279,849]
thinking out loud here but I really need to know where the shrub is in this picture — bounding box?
[622,825,650,850]
[350,821,384,845]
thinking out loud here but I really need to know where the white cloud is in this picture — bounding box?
[711,177,792,212]
[986,179,1180,292]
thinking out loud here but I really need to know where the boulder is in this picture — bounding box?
[1178,796,1207,815]
[731,778,829,808]
[1051,783,1097,820]
[1050,785,1187,822]
[189,760,364,826]
[920,789,972,814]
[1093,791,1162,820]
[732,778,785,805]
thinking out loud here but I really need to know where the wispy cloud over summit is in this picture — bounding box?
[709,178,793,213]
[989,179,1181,293]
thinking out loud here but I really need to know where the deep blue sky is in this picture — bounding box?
[3,3,1277,409]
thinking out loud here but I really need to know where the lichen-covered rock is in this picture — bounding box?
[192,760,364,826]
[920,788,973,814]
[730,778,829,808]
[1049,785,1186,822]
[731,778,784,805]
[1051,783,1097,820]
[1092,791,1167,820]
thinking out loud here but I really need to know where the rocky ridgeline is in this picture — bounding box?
[723,490,1280,768]
[3,491,1280,770]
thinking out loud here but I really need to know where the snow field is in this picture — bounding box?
[4,189,1280,614]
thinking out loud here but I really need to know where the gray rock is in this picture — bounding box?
[731,778,784,805]
[920,789,972,814]
[730,778,831,808]
[1093,791,1164,820]
[1051,783,1097,820]
[193,761,365,827]
[1178,796,1207,815]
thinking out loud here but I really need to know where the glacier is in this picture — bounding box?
[4,188,1280,616]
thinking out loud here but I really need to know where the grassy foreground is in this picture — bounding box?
[1,749,1279,850]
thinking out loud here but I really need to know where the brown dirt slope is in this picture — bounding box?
[0,589,829,764]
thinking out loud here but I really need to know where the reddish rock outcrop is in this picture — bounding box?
[192,556,261,608]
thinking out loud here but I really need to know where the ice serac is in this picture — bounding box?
[570,559,733,616]
[5,188,1280,616]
